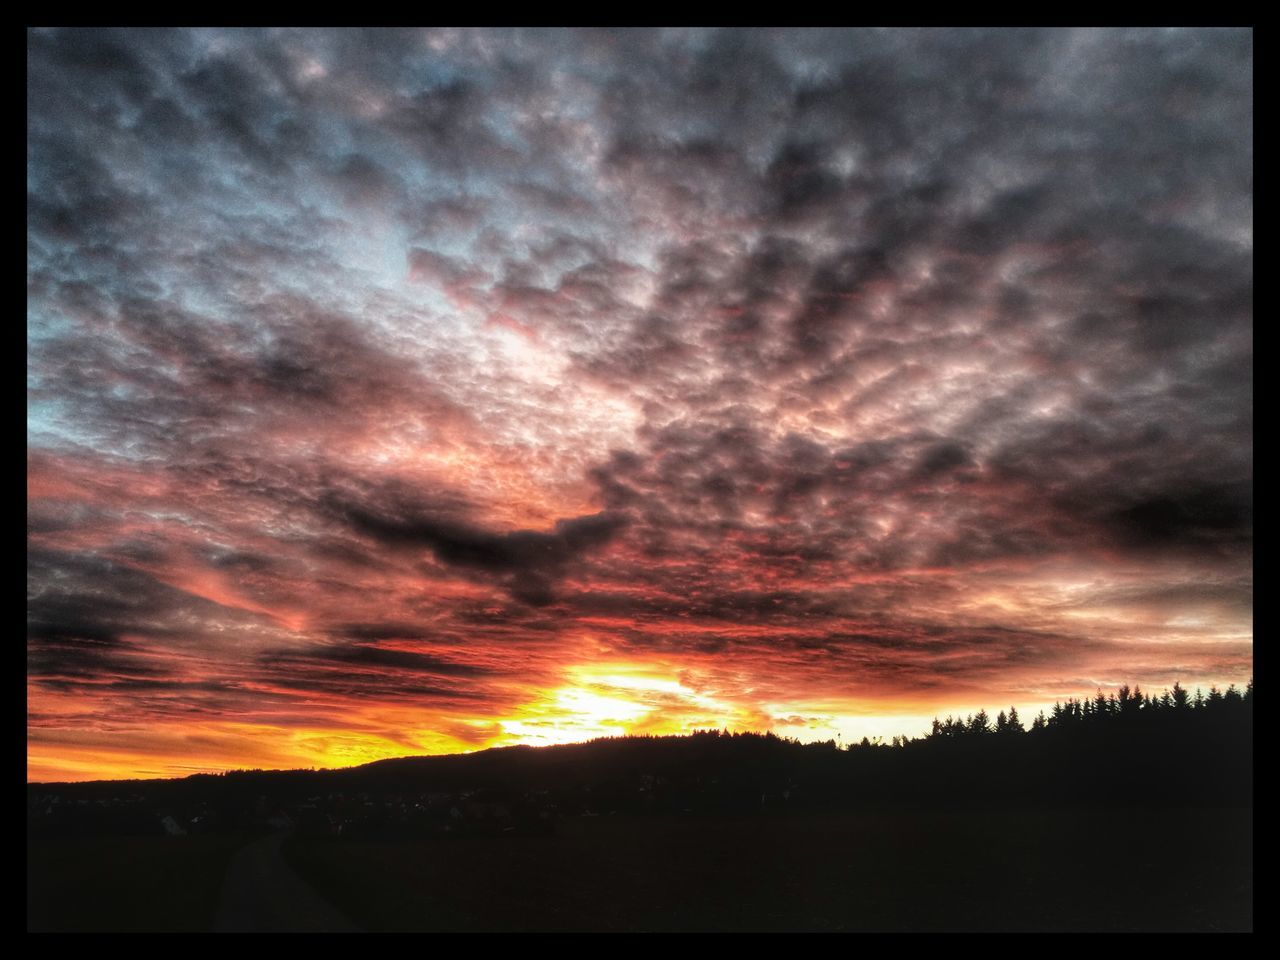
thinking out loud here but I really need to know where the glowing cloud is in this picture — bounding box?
[28,28,1251,780]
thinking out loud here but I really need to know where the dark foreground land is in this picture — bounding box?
[27,832,248,932]
[28,686,1254,931]
[281,807,1251,932]
[28,806,1251,932]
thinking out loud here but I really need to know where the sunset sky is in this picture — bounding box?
[28,28,1252,782]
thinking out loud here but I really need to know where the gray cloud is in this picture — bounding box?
[28,29,1252,771]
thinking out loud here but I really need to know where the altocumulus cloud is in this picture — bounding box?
[28,27,1251,780]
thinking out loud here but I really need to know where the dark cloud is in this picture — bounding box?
[265,643,490,677]
[332,484,628,605]
[28,28,1251,778]
[1107,484,1253,553]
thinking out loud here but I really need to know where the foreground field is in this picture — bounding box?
[282,807,1252,932]
[27,832,249,932]
[26,807,1251,932]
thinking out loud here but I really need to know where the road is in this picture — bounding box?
[213,832,361,932]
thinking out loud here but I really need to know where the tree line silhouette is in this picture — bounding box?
[926,679,1253,740]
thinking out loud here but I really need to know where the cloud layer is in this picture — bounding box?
[28,28,1252,780]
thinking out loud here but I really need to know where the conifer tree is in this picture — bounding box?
[970,709,991,735]
[1007,705,1022,733]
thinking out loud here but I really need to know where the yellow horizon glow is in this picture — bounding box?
[27,659,1254,783]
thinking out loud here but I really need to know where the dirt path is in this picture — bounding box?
[213,832,360,932]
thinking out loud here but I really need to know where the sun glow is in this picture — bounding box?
[490,663,747,747]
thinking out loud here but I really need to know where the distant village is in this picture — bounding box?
[31,785,550,839]
[28,766,807,841]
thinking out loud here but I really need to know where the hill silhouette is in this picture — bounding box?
[29,681,1253,932]
[29,681,1252,838]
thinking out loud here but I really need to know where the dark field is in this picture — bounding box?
[282,807,1252,932]
[26,718,1255,932]
[27,832,249,932]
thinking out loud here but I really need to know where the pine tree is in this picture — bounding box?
[970,709,991,736]
[1119,685,1141,717]
[1094,689,1109,719]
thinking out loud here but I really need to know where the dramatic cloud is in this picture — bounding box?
[28,27,1251,781]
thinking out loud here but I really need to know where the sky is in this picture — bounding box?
[27,27,1252,782]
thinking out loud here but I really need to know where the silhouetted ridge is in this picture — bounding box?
[28,681,1251,841]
